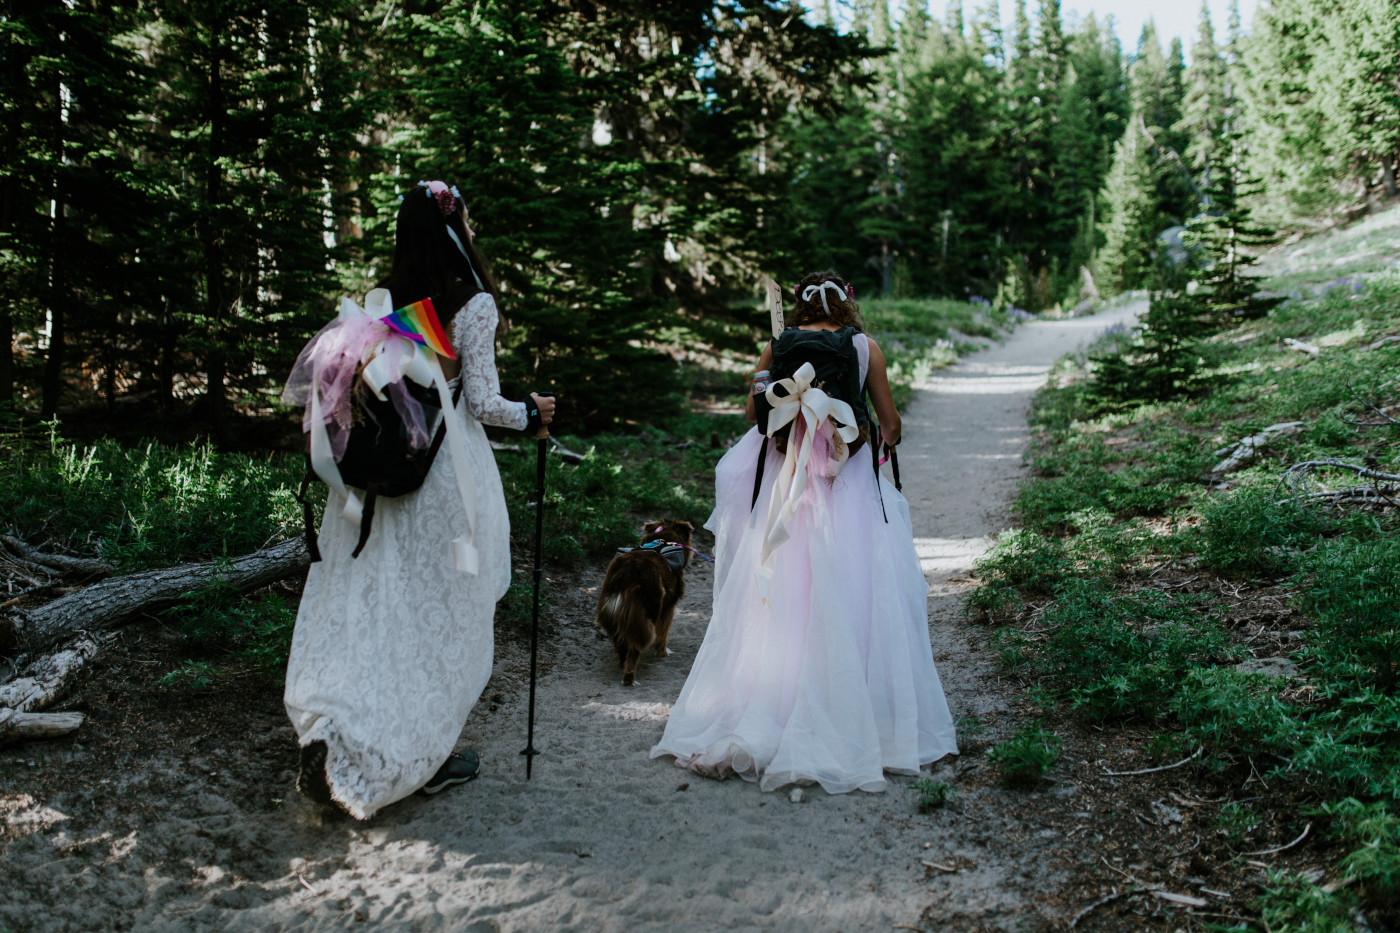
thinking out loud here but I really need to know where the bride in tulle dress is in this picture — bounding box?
[652,271,957,794]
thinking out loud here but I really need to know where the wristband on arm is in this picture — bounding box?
[524,392,555,433]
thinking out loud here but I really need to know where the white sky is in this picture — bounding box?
[1066,0,1260,54]
[815,0,1262,54]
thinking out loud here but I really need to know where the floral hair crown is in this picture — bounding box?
[418,179,462,217]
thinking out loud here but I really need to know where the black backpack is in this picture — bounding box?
[295,368,463,564]
[749,326,883,515]
[754,326,869,443]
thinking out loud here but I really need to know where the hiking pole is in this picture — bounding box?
[888,444,902,492]
[523,394,553,779]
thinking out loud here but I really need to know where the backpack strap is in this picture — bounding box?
[750,435,768,511]
[296,456,323,563]
[351,482,381,559]
[425,353,481,575]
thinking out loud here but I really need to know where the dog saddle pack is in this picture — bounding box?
[615,541,688,574]
[283,288,481,574]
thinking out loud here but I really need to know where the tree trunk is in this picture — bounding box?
[40,68,66,419]
[1381,157,1398,199]
[0,300,12,405]
[3,537,309,651]
[201,29,230,440]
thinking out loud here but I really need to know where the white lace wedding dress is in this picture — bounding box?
[652,333,958,793]
[284,293,526,819]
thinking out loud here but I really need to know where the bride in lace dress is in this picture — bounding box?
[652,271,956,793]
[283,182,554,819]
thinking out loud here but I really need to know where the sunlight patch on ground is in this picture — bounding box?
[582,700,673,722]
[913,536,993,576]
[921,362,1051,395]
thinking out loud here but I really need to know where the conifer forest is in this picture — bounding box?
[4,0,1397,433]
[4,2,1400,930]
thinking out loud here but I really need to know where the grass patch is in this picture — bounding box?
[0,425,309,571]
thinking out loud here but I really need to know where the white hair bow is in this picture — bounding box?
[802,281,846,316]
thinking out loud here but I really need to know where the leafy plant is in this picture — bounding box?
[155,662,217,691]
[987,724,1060,786]
[912,779,955,812]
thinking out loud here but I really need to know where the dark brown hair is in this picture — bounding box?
[377,185,507,338]
[788,270,864,331]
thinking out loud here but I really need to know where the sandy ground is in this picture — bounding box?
[2,303,1143,933]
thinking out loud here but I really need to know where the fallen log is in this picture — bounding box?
[0,536,115,578]
[2,537,309,651]
[0,634,106,711]
[0,708,85,746]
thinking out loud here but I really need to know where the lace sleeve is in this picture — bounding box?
[450,293,529,430]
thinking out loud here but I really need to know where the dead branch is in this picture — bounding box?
[0,536,114,578]
[1274,459,1400,507]
[1070,887,1141,928]
[0,634,108,711]
[1284,338,1320,356]
[1342,382,1400,428]
[1102,746,1203,777]
[1362,335,1400,351]
[1,537,309,651]
[0,708,84,746]
[1210,423,1305,475]
[489,438,586,465]
[1243,822,1311,857]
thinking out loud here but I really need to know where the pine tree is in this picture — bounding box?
[1313,0,1400,199]
[1175,1,1228,185]
[1182,133,1284,327]
[1090,290,1210,407]
[1237,0,1341,221]
[1096,123,1161,294]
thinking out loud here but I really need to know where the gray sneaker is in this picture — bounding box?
[420,750,480,795]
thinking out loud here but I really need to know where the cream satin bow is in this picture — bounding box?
[755,361,860,600]
[802,280,846,316]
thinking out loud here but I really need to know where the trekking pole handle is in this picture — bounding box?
[529,392,556,441]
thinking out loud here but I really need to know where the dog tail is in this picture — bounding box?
[618,585,655,687]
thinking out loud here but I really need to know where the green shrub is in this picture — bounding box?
[912,779,955,812]
[1258,872,1359,933]
[0,430,309,570]
[1197,489,1330,578]
[1298,538,1400,690]
[987,723,1060,786]
[1037,578,1236,722]
[967,528,1068,617]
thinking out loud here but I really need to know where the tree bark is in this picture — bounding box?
[3,537,309,651]
[0,633,104,710]
[0,709,84,746]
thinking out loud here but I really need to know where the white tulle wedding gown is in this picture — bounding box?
[284,293,526,819]
[652,333,957,793]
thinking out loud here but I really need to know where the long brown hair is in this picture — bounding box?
[788,270,865,331]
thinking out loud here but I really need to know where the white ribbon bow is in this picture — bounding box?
[309,289,480,576]
[801,281,846,316]
[755,361,860,600]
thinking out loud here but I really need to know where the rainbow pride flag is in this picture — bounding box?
[379,297,456,360]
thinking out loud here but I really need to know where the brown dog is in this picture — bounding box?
[595,520,693,686]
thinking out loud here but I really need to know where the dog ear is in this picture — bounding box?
[673,520,693,531]
[643,521,662,534]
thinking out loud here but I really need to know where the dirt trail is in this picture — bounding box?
[3,304,1141,933]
